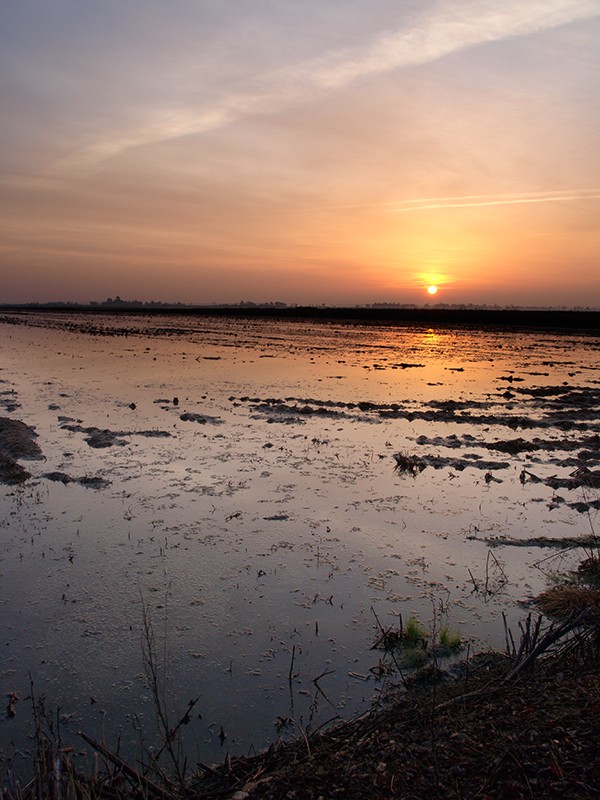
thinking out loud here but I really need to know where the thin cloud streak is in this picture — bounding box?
[51,0,600,176]
[320,190,600,211]
[389,189,600,212]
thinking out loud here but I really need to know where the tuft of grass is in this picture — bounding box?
[403,616,427,647]
[371,615,427,655]
[436,625,462,654]
[372,612,465,680]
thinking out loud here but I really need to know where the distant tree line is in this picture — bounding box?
[0,297,291,309]
[1,298,598,313]
[91,296,188,308]
[91,297,291,309]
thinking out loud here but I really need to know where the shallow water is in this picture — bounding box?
[1,312,599,773]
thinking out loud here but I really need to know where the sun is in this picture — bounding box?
[426,285,438,296]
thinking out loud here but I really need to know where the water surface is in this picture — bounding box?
[1,312,599,771]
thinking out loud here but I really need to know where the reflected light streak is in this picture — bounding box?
[422,328,442,349]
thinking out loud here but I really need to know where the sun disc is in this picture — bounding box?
[427,285,438,295]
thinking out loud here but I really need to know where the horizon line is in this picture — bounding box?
[1,301,599,314]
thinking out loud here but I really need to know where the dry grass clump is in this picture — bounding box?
[535,585,600,620]
[393,451,426,476]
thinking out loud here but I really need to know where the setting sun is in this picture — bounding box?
[427,285,439,296]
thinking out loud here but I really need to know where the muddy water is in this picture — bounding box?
[0,312,599,770]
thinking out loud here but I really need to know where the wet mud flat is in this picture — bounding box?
[0,311,599,776]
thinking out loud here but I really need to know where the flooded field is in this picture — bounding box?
[1,311,599,771]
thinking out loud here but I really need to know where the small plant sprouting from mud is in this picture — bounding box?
[371,610,425,681]
[371,612,426,653]
[371,610,463,678]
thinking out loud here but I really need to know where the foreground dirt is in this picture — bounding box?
[189,643,600,800]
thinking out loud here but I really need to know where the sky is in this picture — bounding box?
[1,0,599,308]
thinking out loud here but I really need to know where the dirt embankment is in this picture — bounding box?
[241,651,599,800]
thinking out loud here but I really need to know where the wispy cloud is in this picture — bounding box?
[50,0,600,176]
[388,189,600,212]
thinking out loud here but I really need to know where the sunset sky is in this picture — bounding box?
[1,0,599,307]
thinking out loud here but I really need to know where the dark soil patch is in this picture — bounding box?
[179,412,223,424]
[421,454,510,471]
[0,452,30,484]
[43,471,111,489]
[235,392,600,433]
[0,417,43,484]
[0,417,42,460]
[0,389,20,412]
[60,423,173,448]
[545,469,600,491]
[395,450,509,474]
[467,534,599,549]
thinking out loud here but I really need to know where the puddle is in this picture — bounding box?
[0,311,599,768]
